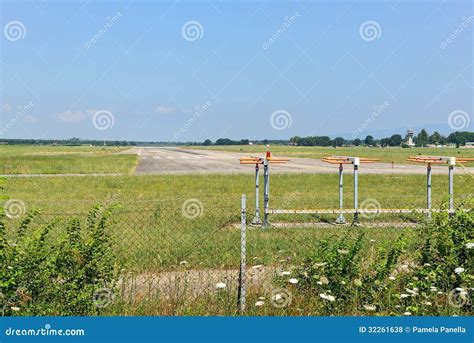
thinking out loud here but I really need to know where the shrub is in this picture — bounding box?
[282,209,473,315]
[0,206,119,316]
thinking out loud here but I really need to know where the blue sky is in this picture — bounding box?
[0,0,472,141]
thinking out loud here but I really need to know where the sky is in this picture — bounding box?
[0,0,472,142]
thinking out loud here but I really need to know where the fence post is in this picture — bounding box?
[263,158,269,227]
[336,163,346,224]
[427,163,432,218]
[448,164,454,211]
[252,164,262,224]
[238,194,247,313]
[353,159,359,223]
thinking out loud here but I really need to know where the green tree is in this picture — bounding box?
[416,129,429,146]
[364,135,374,146]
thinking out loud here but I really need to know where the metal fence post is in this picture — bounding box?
[238,194,247,313]
[448,164,454,211]
[353,159,359,222]
[252,163,262,224]
[427,163,432,218]
[263,158,269,227]
[336,163,346,224]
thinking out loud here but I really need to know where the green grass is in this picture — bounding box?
[3,173,473,272]
[0,145,137,174]
[188,145,474,165]
[2,173,472,315]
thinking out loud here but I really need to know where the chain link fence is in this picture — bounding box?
[2,178,473,316]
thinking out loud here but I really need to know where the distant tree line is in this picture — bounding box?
[1,130,473,147]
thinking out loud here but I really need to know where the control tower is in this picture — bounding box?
[406,129,415,147]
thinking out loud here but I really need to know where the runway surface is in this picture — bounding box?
[126,147,474,175]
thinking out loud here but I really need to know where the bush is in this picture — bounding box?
[0,206,119,316]
[283,210,473,315]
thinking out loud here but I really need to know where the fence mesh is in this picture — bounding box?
[1,171,473,316]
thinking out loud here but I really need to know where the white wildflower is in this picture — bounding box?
[423,301,432,306]
[465,242,474,249]
[273,293,282,301]
[363,304,376,311]
[255,301,264,307]
[215,282,226,289]
[280,271,291,276]
[400,294,410,299]
[313,262,327,267]
[388,276,396,281]
[319,293,336,302]
[11,307,20,311]
[289,278,298,284]
[404,312,412,316]
[454,267,465,275]
[179,260,188,265]
[337,249,349,255]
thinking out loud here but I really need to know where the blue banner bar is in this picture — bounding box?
[1,316,473,343]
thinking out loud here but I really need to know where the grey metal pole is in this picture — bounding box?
[427,164,432,218]
[353,163,359,222]
[238,194,247,313]
[263,158,269,227]
[252,163,262,224]
[448,165,454,211]
[336,163,346,224]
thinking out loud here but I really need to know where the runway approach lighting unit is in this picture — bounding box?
[321,156,380,223]
[239,151,289,226]
[406,155,474,214]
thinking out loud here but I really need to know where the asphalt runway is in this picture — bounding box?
[127,147,474,176]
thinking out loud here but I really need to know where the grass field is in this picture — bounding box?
[3,172,473,271]
[1,146,472,316]
[188,145,474,165]
[0,145,137,174]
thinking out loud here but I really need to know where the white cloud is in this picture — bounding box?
[56,109,96,123]
[22,114,38,124]
[1,103,12,113]
[155,105,175,113]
